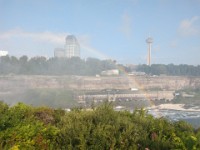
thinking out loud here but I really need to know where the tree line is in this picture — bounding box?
[0,55,116,75]
[0,101,200,149]
[136,64,200,76]
[1,55,200,76]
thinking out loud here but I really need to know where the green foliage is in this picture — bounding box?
[0,101,8,114]
[136,64,200,76]
[0,102,59,149]
[0,101,199,149]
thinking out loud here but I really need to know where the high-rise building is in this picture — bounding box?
[65,35,80,58]
[54,35,80,58]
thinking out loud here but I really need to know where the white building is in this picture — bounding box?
[101,69,119,76]
[65,35,80,58]
[54,35,80,58]
[0,50,8,57]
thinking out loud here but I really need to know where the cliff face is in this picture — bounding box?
[0,75,200,92]
[1,75,200,105]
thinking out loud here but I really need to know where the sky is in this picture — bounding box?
[0,0,200,65]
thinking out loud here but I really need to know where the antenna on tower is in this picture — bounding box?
[146,37,153,66]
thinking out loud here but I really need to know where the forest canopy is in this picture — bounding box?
[136,64,200,76]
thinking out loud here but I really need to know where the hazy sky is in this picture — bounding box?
[0,0,200,65]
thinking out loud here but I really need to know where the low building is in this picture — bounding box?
[101,69,119,76]
[0,50,8,57]
[54,48,65,58]
[128,71,146,76]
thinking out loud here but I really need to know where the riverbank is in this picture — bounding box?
[146,103,200,128]
[148,103,200,112]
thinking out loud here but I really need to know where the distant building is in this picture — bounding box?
[101,69,119,76]
[0,50,8,57]
[65,35,80,58]
[54,35,80,58]
[54,48,65,58]
[128,72,146,76]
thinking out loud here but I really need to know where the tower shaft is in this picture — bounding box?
[147,43,151,66]
[146,37,153,66]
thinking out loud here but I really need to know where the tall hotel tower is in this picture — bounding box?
[65,35,80,58]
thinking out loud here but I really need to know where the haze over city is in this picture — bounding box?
[0,0,200,64]
[2,1,200,148]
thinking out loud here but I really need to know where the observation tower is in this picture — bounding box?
[146,37,153,66]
